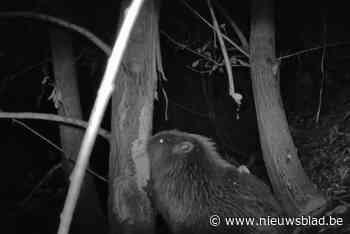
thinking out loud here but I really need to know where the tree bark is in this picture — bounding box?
[108,0,159,233]
[50,28,107,233]
[249,0,326,215]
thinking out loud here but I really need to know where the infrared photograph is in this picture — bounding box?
[0,0,350,233]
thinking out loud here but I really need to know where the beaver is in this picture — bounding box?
[146,130,285,234]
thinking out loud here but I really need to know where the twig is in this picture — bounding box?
[0,11,112,55]
[162,31,249,68]
[12,119,107,182]
[161,30,219,66]
[0,111,110,140]
[19,163,63,206]
[315,16,328,124]
[186,65,217,74]
[13,119,65,152]
[279,41,350,60]
[57,0,145,233]
[0,58,50,93]
[169,99,209,118]
[181,0,250,59]
[211,0,249,52]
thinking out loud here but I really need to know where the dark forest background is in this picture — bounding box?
[1,1,350,233]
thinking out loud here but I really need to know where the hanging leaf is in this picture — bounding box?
[48,86,63,109]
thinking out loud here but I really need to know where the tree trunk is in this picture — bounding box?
[108,0,159,233]
[50,28,107,233]
[249,0,326,215]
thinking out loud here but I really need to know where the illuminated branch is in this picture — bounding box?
[57,0,146,233]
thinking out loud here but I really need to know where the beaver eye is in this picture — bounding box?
[159,138,165,144]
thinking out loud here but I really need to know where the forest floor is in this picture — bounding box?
[288,95,350,233]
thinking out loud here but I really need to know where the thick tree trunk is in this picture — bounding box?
[249,0,326,215]
[108,0,159,233]
[50,28,107,233]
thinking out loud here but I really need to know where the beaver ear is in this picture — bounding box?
[172,141,194,154]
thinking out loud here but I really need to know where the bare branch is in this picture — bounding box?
[207,0,241,105]
[0,111,110,140]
